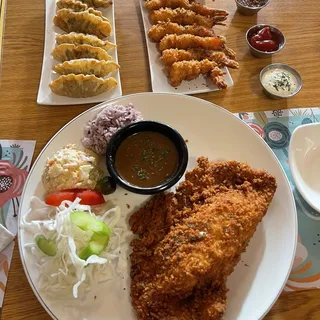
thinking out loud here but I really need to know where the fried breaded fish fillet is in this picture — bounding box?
[151,8,220,28]
[160,48,239,68]
[145,0,228,20]
[148,22,215,42]
[131,281,227,320]
[159,34,226,52]
[130,158,277,319]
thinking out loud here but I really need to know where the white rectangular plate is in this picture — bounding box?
[37,0,122,105]
[139,0,233,94]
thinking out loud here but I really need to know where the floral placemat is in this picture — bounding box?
[0,140,35,308]
[236,108,320,291]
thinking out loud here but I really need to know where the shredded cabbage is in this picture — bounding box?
[21,196,128,299]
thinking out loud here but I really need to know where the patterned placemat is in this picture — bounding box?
[236,108,320,291]
[0,140,35,308]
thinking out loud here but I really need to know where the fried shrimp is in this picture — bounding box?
[151,8,219,28]
[159,34,225,52]
[145,0,237,89]
[145,0,190,10]
[222,45,236,60]
[145,0,228,20]
[160,48,239,69]
[168,59,218,87]
[148,22,215,42]
[203,50,238,67]
[210,67,227,89]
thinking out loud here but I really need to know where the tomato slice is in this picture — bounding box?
[45,191,76,206]
[45,189,105,206]
[75,190,105,205]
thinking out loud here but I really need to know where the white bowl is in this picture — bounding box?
[289,123,320,212]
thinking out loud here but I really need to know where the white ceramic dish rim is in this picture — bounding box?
[289,122,320,212]
[18,92,297,320]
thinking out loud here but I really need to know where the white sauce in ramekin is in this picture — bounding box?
[262,68,298,96]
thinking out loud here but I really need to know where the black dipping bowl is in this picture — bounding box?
[106,121,189,195]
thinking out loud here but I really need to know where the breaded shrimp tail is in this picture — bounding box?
[189,3,228,20]
[210,67,227,89]
[207,51,239,68]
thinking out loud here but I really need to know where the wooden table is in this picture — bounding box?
[1,0,319,318]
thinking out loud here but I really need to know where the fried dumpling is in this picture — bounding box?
[56,0,88,11]
[52,44,112,62]
[53,59,120,77]
[56,32,116,51]
[87,8,109,21]
[50,74,117,98]
[54,9,111,39]
[55,1,108,20]
[80,0,112,8]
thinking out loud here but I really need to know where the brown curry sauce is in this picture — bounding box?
[115,131,179,188]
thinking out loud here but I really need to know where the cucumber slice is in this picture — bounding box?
[70,211,110,238]
[78,234,109,260]
[70,211,111,260]
[36,235,57,256]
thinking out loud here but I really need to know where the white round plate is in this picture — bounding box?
[289,123,320,213]
[18,93,297,320]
